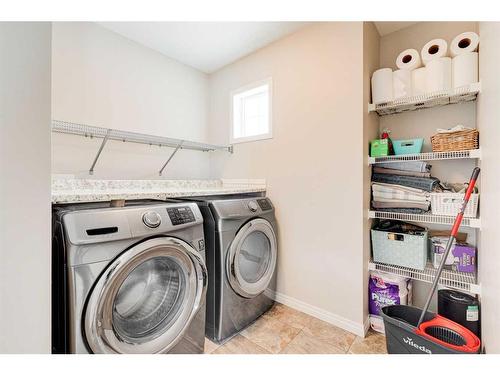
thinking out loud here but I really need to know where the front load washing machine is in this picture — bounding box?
[175,196,278,344]
[52,200,207,354]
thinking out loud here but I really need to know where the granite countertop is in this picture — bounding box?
[51,176,266,204]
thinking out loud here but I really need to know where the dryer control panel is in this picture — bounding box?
[257,198,272,211]
[167,206,196,226]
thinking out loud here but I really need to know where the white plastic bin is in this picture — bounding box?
[430,192,479,218]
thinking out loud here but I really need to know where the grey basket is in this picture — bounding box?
[371,229,428,270]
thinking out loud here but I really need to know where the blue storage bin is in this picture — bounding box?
[393,138,424,155]
[371,229,428,270]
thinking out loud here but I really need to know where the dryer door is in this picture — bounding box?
[84,237,207,354]
[226,218,277,298]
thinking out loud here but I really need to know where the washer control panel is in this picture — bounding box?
[167,206,196,226]
[247,201,259,212]
[142,211,162,228]
[257,198,272,211]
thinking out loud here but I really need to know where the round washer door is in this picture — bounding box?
[84,237,207,354]
[226,218,277,298]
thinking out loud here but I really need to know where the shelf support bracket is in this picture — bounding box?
[89,129,112,175]
[159,141,184,176]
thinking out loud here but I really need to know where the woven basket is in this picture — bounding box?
[431,129,479,152]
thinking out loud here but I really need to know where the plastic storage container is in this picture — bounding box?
[371,225,428,270]
[438,290,480,338]
[393,138,424,155]
[430,192,479,218]
[370,139,390,157]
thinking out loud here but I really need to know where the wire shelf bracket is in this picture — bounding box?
[159,141,184,176]
[88,129,111,175]
[368,261,481,295]
[52,120,233,175]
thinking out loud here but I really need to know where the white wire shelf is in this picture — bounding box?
[369,149,481,165]
[368,210,481,229]
[52,120,232,152]
[368,261,481,295]
[368,82,481,116]
[52,120,233,175]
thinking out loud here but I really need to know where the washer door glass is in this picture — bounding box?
[238,231,271,284]
[84,237,207,354]
[112,256,187,341]
[227,218,277,298]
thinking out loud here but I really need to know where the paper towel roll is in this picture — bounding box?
[393,69,412,100]
[396,49,422,71]
[421,39,448,65]
[450,32,480,57]
[371,68,394,104]
[453,52,479,88]
[425,57,452,93]
[411,67,427,96]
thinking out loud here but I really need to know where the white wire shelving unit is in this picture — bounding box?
[52,120,233,175]
[369,148,481,165]
[368,261,481,295]
[368,82,481,116]
[368,210,481,229]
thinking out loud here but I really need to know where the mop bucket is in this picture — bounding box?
[381,305,480,354]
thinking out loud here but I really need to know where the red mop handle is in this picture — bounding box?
[450,167,480,237]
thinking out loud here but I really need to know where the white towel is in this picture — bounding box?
[372,182,429,196]
[372,191,430,202]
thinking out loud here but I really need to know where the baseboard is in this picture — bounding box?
[363,316,371,336]
[268,289,367,337]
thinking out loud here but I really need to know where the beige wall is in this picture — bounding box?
[208,22,367,335]
[51,22,211,179]
[477,22,500,354]
[0,22,52,353]
[362,22,380,326]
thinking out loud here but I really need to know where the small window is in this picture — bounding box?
[231,78,272,144]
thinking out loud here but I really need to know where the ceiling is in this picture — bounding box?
[98,22,310,74]
[374,22,419,36]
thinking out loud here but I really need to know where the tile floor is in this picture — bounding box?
[204,303,387,354]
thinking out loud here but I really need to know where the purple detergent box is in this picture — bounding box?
[431,240,476,274]
[368,272,411,316]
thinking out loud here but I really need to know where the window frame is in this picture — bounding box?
[229,77,273,144]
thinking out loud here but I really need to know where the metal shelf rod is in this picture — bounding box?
[159,141,184,176]
[89,129,111,175]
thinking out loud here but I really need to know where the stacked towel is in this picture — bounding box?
[377,161,431,173]
[371,161,436,213]
[372,183,430,211]
[372,166,431,178]
[372,174,440,192]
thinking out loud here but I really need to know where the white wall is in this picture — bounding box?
[0,22,52,353]
[208,23,367,335]
[362,22,380,328]
[477,22,500,354]
[51,22,211,179]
